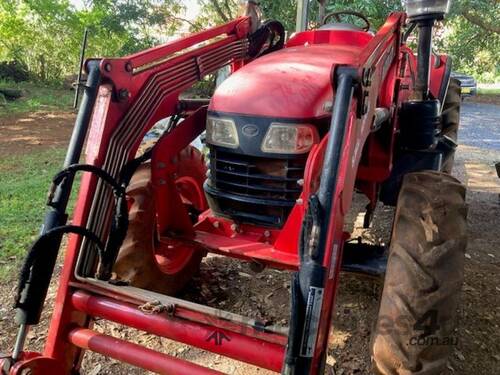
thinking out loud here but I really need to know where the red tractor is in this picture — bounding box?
[4,0,467,374]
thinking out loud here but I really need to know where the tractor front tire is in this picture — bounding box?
[441,78,461,174]
[371,171,467,375]
[113,148,206,295]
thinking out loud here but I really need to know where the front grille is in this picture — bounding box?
[205,148,306,227]
[211,149,304,200]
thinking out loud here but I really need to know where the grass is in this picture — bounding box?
[478,87,500,95]
[0,148,73,280]
[0,81,73,117]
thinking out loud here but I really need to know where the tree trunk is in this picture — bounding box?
[461,10,500,34]
[209,0,229,22]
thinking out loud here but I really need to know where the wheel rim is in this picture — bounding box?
[155,237,197,275]
[175,175,207,211]
[153,169,206,275]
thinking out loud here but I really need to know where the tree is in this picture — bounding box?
[0,0,186,81]
[456,0,499,34]
[438,0,499,79]
[193,0,297,31]
[0,1,498,83]
[193,1,403,33]
[193,0,499,81]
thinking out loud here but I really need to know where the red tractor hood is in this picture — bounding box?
[209,43,364,119]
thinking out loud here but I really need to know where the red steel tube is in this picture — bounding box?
[70,291,284,372]
[68,328,222,375]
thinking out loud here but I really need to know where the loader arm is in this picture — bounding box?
[284,13,406,373]
[6,17,254,374]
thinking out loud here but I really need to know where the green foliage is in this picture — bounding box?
[195,1,498,82]
[0,60,30,82]
[0,0,185,82]
[194,1,403,33]
[439,0,500,81]
[478,86,500,95]
[184,74,217,98]
[0,80,73,116]
[317,0,499,81]
[0,0,498,83]
[311,0,402,29]
[260,1,297,32]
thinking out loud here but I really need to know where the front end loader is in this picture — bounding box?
[2,0,466,374]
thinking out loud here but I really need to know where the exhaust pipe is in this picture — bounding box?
[405,0,451,100]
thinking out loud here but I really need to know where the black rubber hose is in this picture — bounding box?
[50,164,123,201]
[14,225,105,324]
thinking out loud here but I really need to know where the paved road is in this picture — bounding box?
[459,101,500,151]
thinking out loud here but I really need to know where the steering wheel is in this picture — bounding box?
[322,10,371,32]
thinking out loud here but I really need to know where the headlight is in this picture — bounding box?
[261,123,319,154]
[405,0,450,19]
[206,116,239,148]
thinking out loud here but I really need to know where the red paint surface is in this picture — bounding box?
[68,328,223,375]
[210,30,373,119]
[71,291,285,372]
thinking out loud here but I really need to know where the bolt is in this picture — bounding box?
[157,162,166,169]
[159,179,166,185]
[118,89,129,102]
[125,62,133,72]
[264,230,271,238]
[213,221,220,228]
[230,223,238,232]
[104,62,112,72]
[296,198,303,205]
[297,179,304,186]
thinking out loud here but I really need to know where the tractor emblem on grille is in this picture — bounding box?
[242,124,259,137]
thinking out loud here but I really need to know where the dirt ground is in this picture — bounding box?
[0,109,498,374]
[0,111,74,156]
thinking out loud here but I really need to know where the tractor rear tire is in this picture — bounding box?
[113,147,206,295]
[371,171,467,375]
[441,78,461,174]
